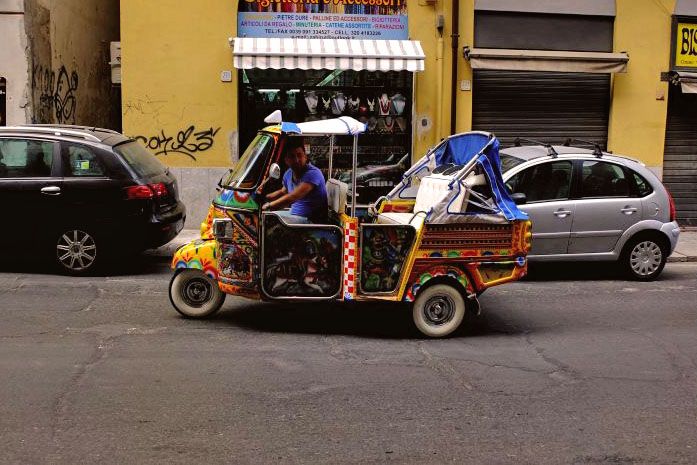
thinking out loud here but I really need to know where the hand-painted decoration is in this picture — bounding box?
[217,209,259,283]
[238,0,408,40]
[360,225,415,293]
[262,214,342,298]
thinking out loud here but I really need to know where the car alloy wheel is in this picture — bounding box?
[56,229,97,272]
[629,240,663,277]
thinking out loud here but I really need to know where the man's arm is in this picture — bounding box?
[263,186,287,201]
[262,182,313,210]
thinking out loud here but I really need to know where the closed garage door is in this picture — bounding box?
[663,85,697,226]
[472,70,611,149]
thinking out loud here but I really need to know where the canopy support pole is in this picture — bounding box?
[328,135,335,180]
[351,135,358,218]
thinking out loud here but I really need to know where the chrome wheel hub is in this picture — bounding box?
[56,230,97,271]
[182,278,212,307]
[423,295,455,326]
[630,241,662,276]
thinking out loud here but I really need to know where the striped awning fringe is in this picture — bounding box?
[232,37,425,72]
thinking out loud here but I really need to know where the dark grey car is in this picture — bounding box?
[501,145,680,281]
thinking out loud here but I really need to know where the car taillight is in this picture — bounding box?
[666,187,677,222]
[125,183,168,200]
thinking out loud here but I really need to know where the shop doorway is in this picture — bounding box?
[663,84,697,226]
[472,70,611,149]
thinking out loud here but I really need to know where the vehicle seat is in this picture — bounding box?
[326,178,348,215]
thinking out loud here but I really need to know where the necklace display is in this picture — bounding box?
[331,92,346,115]
[378,93,391,116]
[321,96,331,111]
[367,98,376,113]
[304,91,318,114]
[391,93,406,115]
[347,96,360,113]
[384,116,395,133]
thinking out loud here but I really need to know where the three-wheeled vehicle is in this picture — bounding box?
[168,112,531,337]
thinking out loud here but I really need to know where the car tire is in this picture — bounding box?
[54,227,100,276]
[169,269,225,318]
[620,234,668,281]
[412,284,466,338]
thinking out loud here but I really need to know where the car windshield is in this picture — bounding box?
[223,133,275,190]
[115,141,167,178]
[499,154,525,173]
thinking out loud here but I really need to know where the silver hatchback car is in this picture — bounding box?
[500,144,681,281]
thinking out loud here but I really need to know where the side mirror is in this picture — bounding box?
[212,218,233,240]
[269,163,281,180]
[511,193,527,205]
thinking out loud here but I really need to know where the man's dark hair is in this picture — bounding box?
[284,137,305,157]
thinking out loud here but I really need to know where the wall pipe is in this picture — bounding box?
[450,0,460,135]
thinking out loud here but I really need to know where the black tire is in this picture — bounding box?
[54,227,100,276]
[412,284,466,338]
[169,269,226,318]
[620,234,668,281]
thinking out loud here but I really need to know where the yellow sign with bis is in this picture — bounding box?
[676,22,697,68]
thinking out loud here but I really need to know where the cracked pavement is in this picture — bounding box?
[1,259,697,464]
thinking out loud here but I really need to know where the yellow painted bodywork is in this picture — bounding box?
[171,239,218,280]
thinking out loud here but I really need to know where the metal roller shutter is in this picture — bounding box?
[663,85,697,226]
[472,70,611,149]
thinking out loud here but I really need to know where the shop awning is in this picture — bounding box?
[671,71,697,94]
[231,37,425,72]
[465,48,629,74]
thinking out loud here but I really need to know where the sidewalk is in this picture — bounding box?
[148,228,697,263]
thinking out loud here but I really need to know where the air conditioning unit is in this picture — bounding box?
[109,41,121,85]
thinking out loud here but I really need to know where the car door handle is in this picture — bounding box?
[621,207,638,214]
[40,186,61,196]
[553,210,572,218]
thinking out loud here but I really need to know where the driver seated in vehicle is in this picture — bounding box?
[261,137,328,224]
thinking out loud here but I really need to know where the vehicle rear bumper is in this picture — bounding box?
[144,201,187,248]
[661,221,681,255]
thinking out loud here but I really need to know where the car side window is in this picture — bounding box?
[507,160,573,203]
[580,161,630,198]
[0,138,54,178]
[631,171,653,197]
[62,143,106,177]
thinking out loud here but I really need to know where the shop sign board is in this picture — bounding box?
[238,0,408,40]
[675,22,697,68]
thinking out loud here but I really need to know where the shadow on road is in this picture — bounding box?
[524,262,624,281]
[0,252,171,277]
[204,299,521,340]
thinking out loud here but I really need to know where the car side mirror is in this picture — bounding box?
[511,193,527,205]
[269,163,281,180]
[212,218,233,240]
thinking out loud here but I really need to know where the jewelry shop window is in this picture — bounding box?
[239,69,413,206]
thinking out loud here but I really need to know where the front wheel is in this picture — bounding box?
[621,235,668,281]
[169,270,226,318]
[412,284,466,338]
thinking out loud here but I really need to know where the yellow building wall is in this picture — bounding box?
[609,0,676,170]
[121,0,238,168]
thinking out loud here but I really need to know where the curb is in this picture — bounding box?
[668,255,697,263]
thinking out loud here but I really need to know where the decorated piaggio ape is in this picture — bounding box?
[169,111,531,337]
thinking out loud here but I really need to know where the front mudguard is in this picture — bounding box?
[171,238,219,280]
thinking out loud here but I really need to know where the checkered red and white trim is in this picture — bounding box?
[343,218,359,300]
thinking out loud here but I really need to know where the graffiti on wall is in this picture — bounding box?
[31,65,79,124]
[134,126,221,161]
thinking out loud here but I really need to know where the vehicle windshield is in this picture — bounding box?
[499,154,525,173]
[223,133,275,190]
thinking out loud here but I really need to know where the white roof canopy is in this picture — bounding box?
[465,48,629,74]
[231,37,425,72]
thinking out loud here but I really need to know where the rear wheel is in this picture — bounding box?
[169,269,225,318]
[55,228,99,275]
[621,235,668,281]
[412,284,466,338]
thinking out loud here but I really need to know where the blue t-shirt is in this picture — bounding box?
[282,163,328,221]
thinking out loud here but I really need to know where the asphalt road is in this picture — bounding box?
[1,259,696,465]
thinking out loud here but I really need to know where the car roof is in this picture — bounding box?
[0,125,131,147]
[500,144,644,166]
